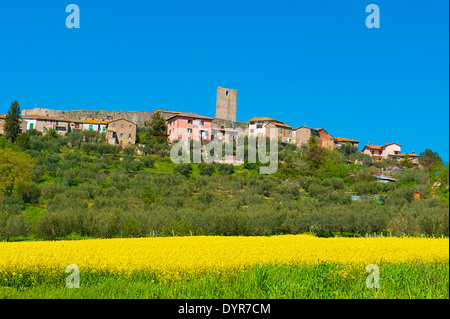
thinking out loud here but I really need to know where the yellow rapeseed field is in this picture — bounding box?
[0,235,448,275]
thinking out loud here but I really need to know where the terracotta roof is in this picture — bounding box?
[363,144,383,150]
[83,119,109,124]
[248,117,292,128]
[334,137,360,143]
[21,115,74,122]
[166,113,213,121]
[314,128,330,135]
[386,142,402,147]
[271,122,292,129]
[154,109,181,114]
[401,153,419,157]
[293,126,312,131]
[248,117,281,123]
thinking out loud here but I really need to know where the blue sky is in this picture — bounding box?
[0,0,448,160]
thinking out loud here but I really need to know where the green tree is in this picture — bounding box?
[140,185,157,203]
[198,162,216,176]
[338,143,358,157]
[419,149,443,170]
[4,101,22,143]
[305,135,326,169]
[0,148,34,196]
[15,132,31,150]
[0,202,28,241]
[46,128,58,139]
[150,112,168,134]
[173,163,193,177]
[67,130,84,149]
[400,156,414,169]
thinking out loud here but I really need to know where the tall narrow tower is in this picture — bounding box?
[215,86,237,122]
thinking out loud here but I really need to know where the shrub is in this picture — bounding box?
[198,162,216,176]
[173,163,193,177]
[141,185,157,204]
[216,163,234,175]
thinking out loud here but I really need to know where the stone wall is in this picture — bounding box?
[22,108,153,127]
[21,107,249,131]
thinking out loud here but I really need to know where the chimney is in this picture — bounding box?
[370,142,373,146]
[385,141,388,146]
[412,151,415,155]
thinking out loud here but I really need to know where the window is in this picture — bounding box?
[89,125,93,131]
[169,130,171,134]
[129,125,132,129]
[188,120,193,124]
[121,124,124,128]
[257,124,262,129]
[226,91,228,96]
[187,128,192,133]
[193,125,198,128]
[128,134,132,138]
[103,127,106,132]
[30,123,34,130]
[120,133,123,137]
[113,123,115,128]
[289,131,292,135]
[200,121,204,126]
[280,128,282,133]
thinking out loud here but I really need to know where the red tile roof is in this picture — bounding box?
[166,113,213,121]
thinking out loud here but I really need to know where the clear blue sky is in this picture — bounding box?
[0,0,448,160]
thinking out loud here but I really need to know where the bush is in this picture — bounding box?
[216,163,234,175]
[141,185,157,204]
[173,163,193,177]
[198,162,216,176]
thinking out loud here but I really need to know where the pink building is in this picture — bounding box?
[166,113,213,143]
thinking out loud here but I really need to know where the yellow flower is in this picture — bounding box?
[0,235,447,277]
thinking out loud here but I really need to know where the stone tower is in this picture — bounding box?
[215,86,237,122]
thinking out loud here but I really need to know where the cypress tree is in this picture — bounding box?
[4,101,22,143]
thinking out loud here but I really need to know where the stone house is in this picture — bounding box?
[314,128,334,149]
[107,118,137,146]
[292,126,316,148]
[247,117,293,143]
[362,142,402,161]
[292,126,334,149]
[21,115,73,136]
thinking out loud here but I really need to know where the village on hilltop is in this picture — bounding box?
[0,87,420,167]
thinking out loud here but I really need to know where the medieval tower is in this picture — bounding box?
[215,86,237,122]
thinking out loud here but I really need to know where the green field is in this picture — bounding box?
[1,262,448,299]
